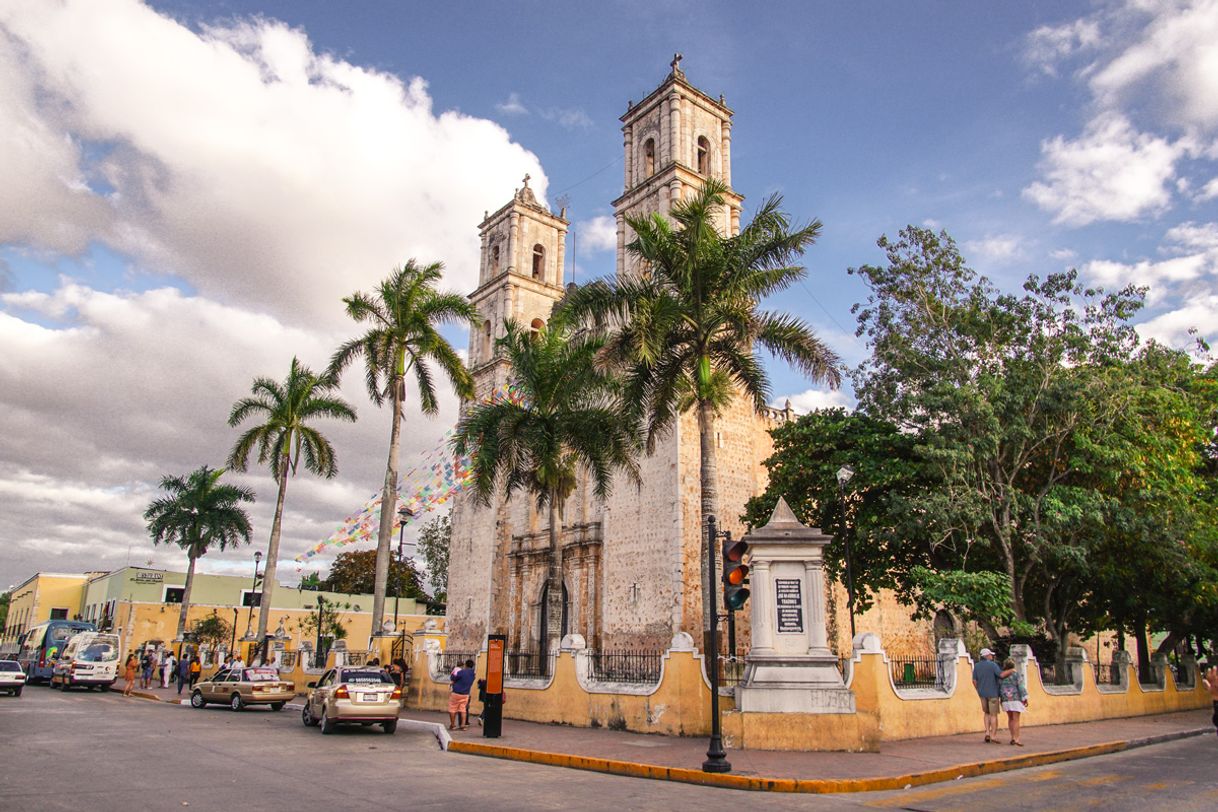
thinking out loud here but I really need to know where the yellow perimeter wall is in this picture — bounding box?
[405,642,1211,752]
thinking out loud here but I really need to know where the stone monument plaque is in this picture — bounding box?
[775,578,804,634]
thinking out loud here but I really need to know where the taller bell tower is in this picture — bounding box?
[613,54,744,276]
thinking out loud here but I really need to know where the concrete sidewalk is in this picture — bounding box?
[404,707,1214,792]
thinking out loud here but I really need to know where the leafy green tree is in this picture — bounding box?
[192,611,232,653]
[320,548,427,602]
[417,513,451,603]
[742,409,937,612]
[329,261,479,632]
[561,179,841,641]
[850,226,1144,623]
[454,319,641,654]
[0,591,9,632]
[144,466,255,639]
[227,357,356,657]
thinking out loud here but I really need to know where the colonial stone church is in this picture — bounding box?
[445,59,930,657]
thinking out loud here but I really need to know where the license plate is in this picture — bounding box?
[362,693,377,702]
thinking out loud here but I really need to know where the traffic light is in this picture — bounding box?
[722,533,750,610]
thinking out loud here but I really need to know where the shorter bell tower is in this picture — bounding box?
[468,175,569,401]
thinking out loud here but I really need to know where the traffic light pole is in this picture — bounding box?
[702,514,731,774]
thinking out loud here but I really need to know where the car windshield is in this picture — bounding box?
[79,642,119,662]
[0,661,22,672]
[341,670,392,684]
[243,668,280,682]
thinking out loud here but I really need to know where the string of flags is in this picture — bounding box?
[293,382,528,572]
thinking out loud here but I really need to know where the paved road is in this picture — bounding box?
[1,688,1215,811]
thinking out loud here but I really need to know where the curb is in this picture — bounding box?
[399,718,452,750]
[128,690,186,705]
[445,727,1214,794]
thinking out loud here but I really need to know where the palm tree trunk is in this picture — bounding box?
[177,552,198,640]
[545,493,564,655]
[371,376,404,635]
[255,457,290,663]
[697,399,720,654]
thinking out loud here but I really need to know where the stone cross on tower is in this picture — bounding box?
[522,173,531,187]
[669,52,683,76]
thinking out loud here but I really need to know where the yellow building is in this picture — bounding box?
[1,572,95,647]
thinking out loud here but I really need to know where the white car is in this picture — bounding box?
[0,659,26,696]
[50,632,121,691]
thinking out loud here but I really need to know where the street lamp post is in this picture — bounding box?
[243,551,262,649]
[835,465,858,641]
[701,514,731,774]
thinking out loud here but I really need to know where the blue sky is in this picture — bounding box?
[2,0,1215,582]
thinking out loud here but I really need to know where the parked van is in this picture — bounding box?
[50,632,121,691]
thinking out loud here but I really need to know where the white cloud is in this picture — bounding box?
[1088,0,1218,132]
[1023,113,1183,226]
[1135,294,1218,350]
[1049,247,1077,261]
[540,107,594,130]
[1024,18,1102,77]
[1022,2,1218,226]
[578,215,618,252]
[0,0,546,325]
[963,234,1023,265]
[0,279,457,579]
[1162,220,1218,252]
[496,91,528,116]
[773,388,853,415]
[0,1,537,580]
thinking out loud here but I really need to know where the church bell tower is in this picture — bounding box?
[613,53,743,276]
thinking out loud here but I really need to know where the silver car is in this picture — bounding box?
[0,660,25,696]
[301,667,400,734]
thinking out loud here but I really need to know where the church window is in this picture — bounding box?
[697,136,710,175]
[530,317,545,337]
[532,244,545,280]
[643,138,655,177]
[482,322,492,360]
[491,244,500,273]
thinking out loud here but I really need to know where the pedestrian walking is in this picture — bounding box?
[123,654,138,696]
[189,655,202,687]
[1203,665,1218,736]
[448,659,476,731]
[972,647,1004,743]
[140,651,154,689]
[176,655,191,695]
[162,651,176,688]
[999,657,1029,746]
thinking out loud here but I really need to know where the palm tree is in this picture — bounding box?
[329,261,479,633]
[144,466,255,640]
[559,178,842,644]
[453,319,641,654]
[227,357,356,660]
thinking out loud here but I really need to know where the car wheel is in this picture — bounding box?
[190,690,206,709]
[320,707,336,735]
[382,720,397,734]
[301,703,318,727]
[230,693,244,712]
[271,702,285,711]
[13,687,21,697]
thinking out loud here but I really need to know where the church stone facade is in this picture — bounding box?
[445,60,933,658]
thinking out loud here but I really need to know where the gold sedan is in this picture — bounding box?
[190,666,295,711]
[301,667,401,734]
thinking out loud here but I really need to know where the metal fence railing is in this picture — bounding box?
[589,650,664,685]
[1093,662,1122,686]
[434,651,475,676]
[890,656,944,689]
[719,654,746,688]
[278,651,298,670]
[1039,661,1074,686]
[505,650,552,679]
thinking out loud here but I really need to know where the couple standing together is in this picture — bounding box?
[973,647,1028,746]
